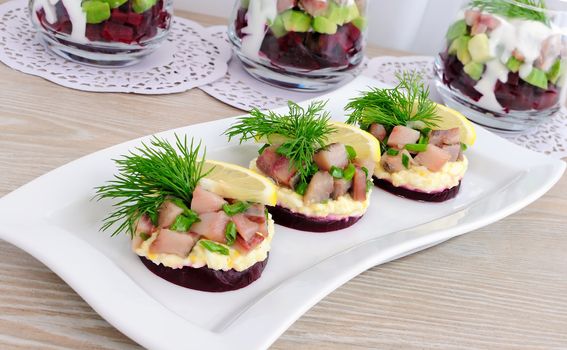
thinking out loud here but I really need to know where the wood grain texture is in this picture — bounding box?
[1,4,567,350]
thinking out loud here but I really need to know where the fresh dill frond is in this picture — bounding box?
[470,0,548,25]
[95,135,210,238]
[224,100,336,183]
[345,71,439,130]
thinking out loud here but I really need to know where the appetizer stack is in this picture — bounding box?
[96,74,476,292]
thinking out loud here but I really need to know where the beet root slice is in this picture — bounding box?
[140,255,269,292]
[268,205,363,232]
[373,176,461,202]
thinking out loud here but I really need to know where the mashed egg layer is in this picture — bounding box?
[135,215,274,272]
[374,156,468,193]
[250,159,371,218]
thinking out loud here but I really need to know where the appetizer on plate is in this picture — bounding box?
[346,73,476,202]
[96,136,277,292]
[225,101,380,232]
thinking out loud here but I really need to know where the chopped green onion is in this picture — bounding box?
[169,197,195,217]
[199,240,229,256]
[461,143,468,151]
[418,134,429,144]
[386,149,399,156]
[170,213,200,232]
[402,154,410,169]
[258,143,271,155]
[140,233,151,241]
[295,181,308,196]
[421,127,431,136]
[366,179,373,192]
[222,201,250,216]
[405,144,428,152]
[329,166,344,179]
[343,163,356,181]
[225,221,237,246]
[361,166,369,178]
[345,145,357,160]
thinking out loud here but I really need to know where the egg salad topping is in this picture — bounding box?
[135,215,274,272]
[375,156,468,193]
[250,159,370,218]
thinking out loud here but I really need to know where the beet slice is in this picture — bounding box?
[140,255,269,292]
[373,177,461,202]
[268,205,362,232]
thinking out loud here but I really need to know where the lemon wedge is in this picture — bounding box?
[329,121,382,163]
[199,160,277,206]
[433,104,477,146]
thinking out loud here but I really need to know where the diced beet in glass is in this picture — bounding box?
[102,22,135,43]
[157,11,170,28]
[111,9,129,23]
[85,24,103,41]
[126,12,144,26]
[234,7,248,39]
[441,52,483,102]
[55,1,70,24]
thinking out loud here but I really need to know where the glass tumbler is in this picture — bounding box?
[29,0,172,66]
[228,0,368,91]
[434,0,567,132]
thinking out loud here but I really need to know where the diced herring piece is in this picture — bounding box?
[369,123,387,142]
[441,144,461,162]
[380,149,414,173]
[351,167,367,201]
[313,143,349,171]
[272,155,298,187]
[149,229,199,257]
[277,0,297,13]
[331,178,352,199]
[387,125,421,149]
[234,233,265,254]
[244,204,267,224]
[191,186,227,214]
[190,212,230,244]
[232,213,260,242]
[299,0,328,17]
[428,128,461,146]
[415,145,451,172]
[158,200,184,228]
[303,171,334,204]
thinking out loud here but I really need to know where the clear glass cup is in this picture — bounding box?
[29,0,173,66]
[434,0,567,132]
[228,0,368,91]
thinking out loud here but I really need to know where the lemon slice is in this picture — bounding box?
[199,160,277,206]
[329,121,382,163]
[433,104,477,146]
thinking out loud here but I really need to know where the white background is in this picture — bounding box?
[175,0,467,54]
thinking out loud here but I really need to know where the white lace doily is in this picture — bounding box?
[200,28,367,111]
[0,0,231,94]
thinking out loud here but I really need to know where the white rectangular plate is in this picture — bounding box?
[0,76,564,350]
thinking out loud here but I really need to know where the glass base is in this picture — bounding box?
[234,50,358,92]
[39,32,163,67]
[435,80,558,133]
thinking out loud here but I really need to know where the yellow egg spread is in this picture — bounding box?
[374,156,468,193]
[250,159,371,218]
[135,215,274,272]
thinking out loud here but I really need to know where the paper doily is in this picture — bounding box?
[0,0,231,94]
[200,28,367,111]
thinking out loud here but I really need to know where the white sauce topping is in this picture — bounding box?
[241,0,277,59]
[34,0,58,24]
[35,0,88,43]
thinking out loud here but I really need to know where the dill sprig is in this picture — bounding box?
[345,71,439,130]
[470,0,548,25]
[95,135,210,237]
[224,100,336,183]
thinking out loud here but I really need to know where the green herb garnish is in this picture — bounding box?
[295,181,308,195]
[386,149,400,156]
[170,213,200,232]
[95,135,210,238]
[461,143,468,151]
[402,153,410,169]
[345,72,439,130]
[225,101,336,184]
[330,166,344,179]
[343,163,356,181]
[222,201,250,216]
[405,144,428,152]
[200,240,229,255]
[225,221,237,246]
[361,167,369,178]
[345,145,357,160]
[469,0,548,25]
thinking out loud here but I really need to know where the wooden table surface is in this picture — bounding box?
[1,6,567,350]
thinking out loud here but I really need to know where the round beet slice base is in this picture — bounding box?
[268,205,362,232]
[373,177,461,202]
[140,255,268,292]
